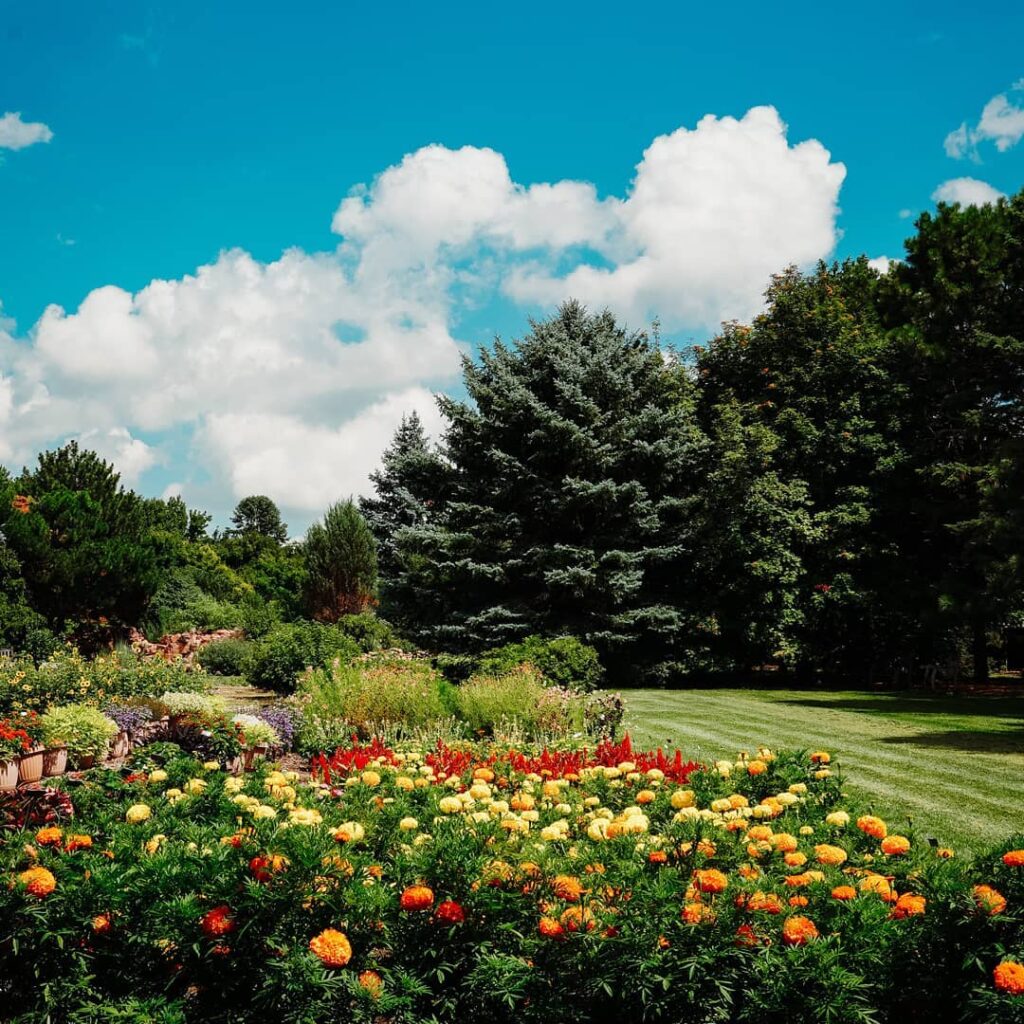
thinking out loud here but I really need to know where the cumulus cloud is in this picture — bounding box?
[931,177,1005,207]
[0,105,845,520]
[945,82,1024,159]
[867,256,895,274]
[0,112,53,150]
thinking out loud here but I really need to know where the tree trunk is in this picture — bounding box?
[972,618,989,683]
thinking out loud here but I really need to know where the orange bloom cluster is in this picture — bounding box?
[309,928,352,968]
[400,885,435,912]
[857,816,887,840]
[890,893,926,919]
[831,885,857,901]
[434,899,466,924]
[1002,849,1024,868]
[538,915,565,939]
[681,902,715,924]
[35,827,63,847]
[693,869,728,894]
[358,970,383,997]
[781,915,819,946]
[880,835,911,856]
[551,875,584,901]
[972,885,1007,916]
[19,866,56,899]
[994,960,1024,996]
[200,905,236,938]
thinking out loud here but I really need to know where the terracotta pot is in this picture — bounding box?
[75,753,96,770]
[18,746,45,784]
[43,747,68,777]
[242,744,269,771]
[0,758,19,791]
[111,731,130,759]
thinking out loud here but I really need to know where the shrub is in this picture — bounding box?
[334,613,400,653]
[196,638,253,676]
[454,664,582,738]
[478,635,604,692]
[160,691,227,718]
[231,714,279,748]
[39,704,118,763]
[245,622,361,692]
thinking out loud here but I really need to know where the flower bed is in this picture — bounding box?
[1,741,1022,1022]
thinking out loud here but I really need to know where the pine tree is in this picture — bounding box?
[303,501,378,622]
[388,302,708,681]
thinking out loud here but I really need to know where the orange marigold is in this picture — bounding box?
[746,891,783,914]
[770,833,798,853]
[814,844,848,866]
[681,902,715,924]
[1002,850,1024,868]
[539,915,565,939]
[831,885,857,901]
[891,893,926,919]
[35,827,63,847]
[693,869,728,894]
[809,752,831,764]
[357,969,383,998]
[19,866,56,899]
[400,884,435,912]
[91,914,113,935]
[200,905,236,938]
[857,816,887,840]
[972,884,1007,916]
[65,834,93,853]
[880,835,910,856]
[784,852,808,868]
[560,906,595,932]
[858,874,895,902]
[551,875,584,901]
[994,960,1024,996]
[788,895,809,908]
[309,928,352,968]
[781,915,819,946]
[747,760,767,776]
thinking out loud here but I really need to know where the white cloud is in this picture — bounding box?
[0,112,53,151]
[867,256,894,274]
[931,177,1005,207]
[945,82,1024,159]
[0,105,846,518]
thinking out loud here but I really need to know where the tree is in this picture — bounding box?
[387,301,708,681]
[230,496,288,543]
[1,443,164,643]
[303,501,378,622]
[359,412,451,625]
[879,191,1024,680]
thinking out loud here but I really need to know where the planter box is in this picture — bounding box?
[42,747,68,777]
[18,746,45,784]
[0,758,19,791]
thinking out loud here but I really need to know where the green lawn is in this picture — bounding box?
[621,687,1024,856]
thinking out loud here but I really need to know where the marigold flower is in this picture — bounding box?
[358,969,383,997]
[994,960,1024,996]
[435,899,466,924]
[936,847,955,859]
[782,915,819,946]
[92,914,113,935]
[65,834,92,853]
[858,874,895,902]
[35,827,63,847]
[648,850,668,865]
[746,891,783,914]
[200,905,236,938]
[814,844,848,866]
[681,902,714,924]
[831,885,857,901]
[1002,850,1024,868]
[880,835,910,856]
[693,869,728,894]
[309,928,352,968]
[551,875,584,901]
[125,804,152,824]
[856,816,887,840]
[400,884,435,912]
[891,893,926,919]
[560,905,595,932]
[784,852,807,868]
[747,760,767,776]
[972,884,1007,916]
[249,853,289,881]
[19,866,56,898]
[809,752,830,764]
[771,833,799,853]
[788,895,809,907]
[539,915,564,939]
[734,923,760,946]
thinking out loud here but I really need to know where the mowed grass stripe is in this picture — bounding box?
[619,688,1024,854]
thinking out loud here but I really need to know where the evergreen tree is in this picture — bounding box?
[303,500,378,622]
[230,495,288,543]
[359,412,450,626]
[389,301,708,681]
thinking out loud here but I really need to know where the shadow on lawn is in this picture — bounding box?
[877,729,1024,756]
[779,694,1024,720]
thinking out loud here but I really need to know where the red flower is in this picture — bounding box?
[434,899,466,924]
[200,905,236,938]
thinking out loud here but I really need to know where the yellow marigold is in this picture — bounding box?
[125,804,152,824]
[681,902,715,924]
[972,884,1007,916]
[880,835,911,856]
[400,884,435,912]
[35,827,63,847]
[814,843,848,867]
[770,833,799,853]
[936,848,955,859]
[782,915,819,945]
[809,752,830,764]
[635,789,656,805]
[693,869,728,894]
[19,866,56,898]
[825,811,850,827]
[858,874,895,902]
[856,816,887,840]
[994,960,1024,996]
[309,928,352,968]
[333,821,365,843]
[1002,850,1024,868]
[784,852,808,868]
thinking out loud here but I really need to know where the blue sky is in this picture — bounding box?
[2,1,1023,531]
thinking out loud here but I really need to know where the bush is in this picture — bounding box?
[334,613,400,653]
[160,691,227,718]
[478,635,604,692]
[196,638,253,677]
[39,704,118,763]
[244,622,361,693]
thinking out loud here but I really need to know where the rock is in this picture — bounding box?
[128,627,244,663]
